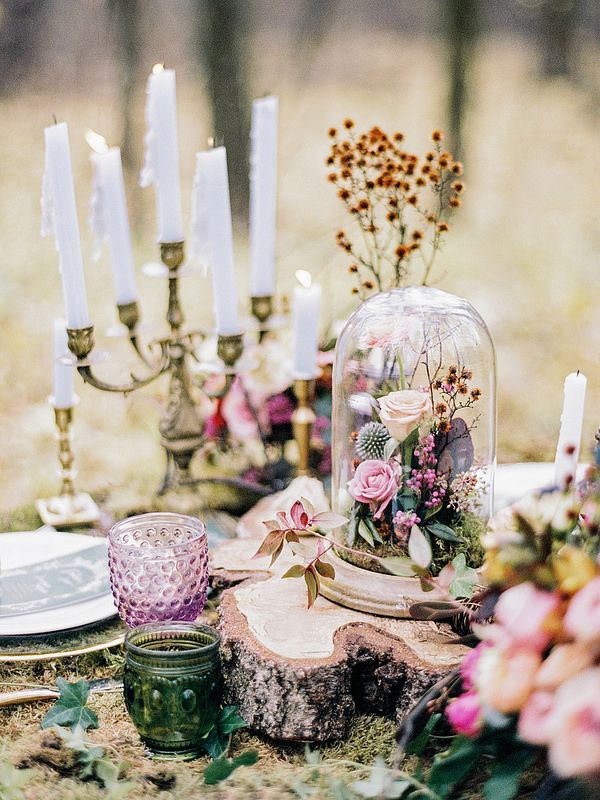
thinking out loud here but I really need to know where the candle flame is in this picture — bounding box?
[85,129,109,154]
[296,269,312,289]
[152,62,165,74]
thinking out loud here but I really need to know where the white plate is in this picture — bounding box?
[0,529,117,637]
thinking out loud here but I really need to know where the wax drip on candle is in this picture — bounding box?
[86,130,109,261]
[139,67,163,189]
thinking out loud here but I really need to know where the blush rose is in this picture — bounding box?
[377,389,432,443]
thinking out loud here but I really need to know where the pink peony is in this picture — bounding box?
[518,690,556,745]
[548,668,600,778]
[446,692,482,737]
[564,577,600,643]
[494,582,561,653]
[378,389,432,443]
[478,646,541,714]
[348,459,399,519]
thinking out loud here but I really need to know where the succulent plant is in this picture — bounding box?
[356,422,391,461]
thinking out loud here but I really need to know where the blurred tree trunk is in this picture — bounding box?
[0,0,48,95]
[444,0,480,160]
[194,0,250,222]
[539,0,580,78]
[106,0,141,174]
[292,0,336,82]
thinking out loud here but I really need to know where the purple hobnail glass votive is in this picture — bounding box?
[108,512,209,628]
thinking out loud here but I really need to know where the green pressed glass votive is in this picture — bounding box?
[123,622,222,760]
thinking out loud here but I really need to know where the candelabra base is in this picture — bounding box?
[35,492,100,528]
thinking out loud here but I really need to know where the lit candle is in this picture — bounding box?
[87,131,138,306]
[292,270,321,379]
[140,64,184,243]
[249,95,278,297]
[42,121,90,330]
[52,319,76,409]
[554,371,587,489]
[191,147,240,335]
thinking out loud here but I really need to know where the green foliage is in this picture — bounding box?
[201,705,249,760]
[445,553,479,599]
[203,751,258,786]
[0,760,34,800]
[53,725,133,797]
[351,757,410,798]
[41,678,99,732]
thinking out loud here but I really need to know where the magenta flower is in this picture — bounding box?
[446,692,482,737]
[267,393,295,426]
[348,459,400,519]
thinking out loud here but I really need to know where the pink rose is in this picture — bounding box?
[494,582,561,653]
[446,692,482,737]
[535,642,596,690]
[518,690,556,745]
[548,668,600,778]
[564,577,600,643]
[221,378,269,442]
[348,459,399,519]
[478,646,541,713]
[378,389,432,442]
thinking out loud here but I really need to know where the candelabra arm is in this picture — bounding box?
[76,349,170,394]
[117,301,157,369]
[204,333,244,399]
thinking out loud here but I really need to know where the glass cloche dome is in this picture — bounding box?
[332,286,496,575]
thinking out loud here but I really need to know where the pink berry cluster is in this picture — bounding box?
[392,510,421,542]
[406,434,447,508]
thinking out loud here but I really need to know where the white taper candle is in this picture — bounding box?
[292,270,321,379]
[249,95,278,297]
[554,371,587,489]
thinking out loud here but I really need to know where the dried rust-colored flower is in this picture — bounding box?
[344,118,354,129]
[437,221,450,232]
[328,127,337,138]
[431,129,443,142]
[349,264,359,273]
[452,180,465,193]
[449,196,461,208]
[452,162,463,175]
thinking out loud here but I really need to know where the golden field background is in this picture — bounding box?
[1,2,599,512]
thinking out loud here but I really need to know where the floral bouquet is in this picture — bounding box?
[432,440,600,798]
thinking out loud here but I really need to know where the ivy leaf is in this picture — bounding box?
[351,757,410,798]
[408,525,432,569]
[426,522,462,543]
[0,760,35,800]
[201,706,248,759]
[448,553,478,600]
[203,751,258,785]
[483,747,536,800]
[428,736,481,798]
[218,706,249,736]
[314,559,335,580]
[41,678,98,732]
[405,712,442,757]
[282,564,306,579]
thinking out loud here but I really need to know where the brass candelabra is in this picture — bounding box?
[35,402,100,527]
[64,241,245,494]
[292,378,317,476]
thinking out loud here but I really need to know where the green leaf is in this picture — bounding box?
[428,737,481,798]
[383,437,400,460]
[396,490,418,512]
[203,751,258,785]
[315,559,336,580]
[282,564,306,579]
[483,747,536,800]
[448,552,479,600]
[381,556,416,577]
[405,712,442,756]
[304,569,319,608]
[364,517,384,543]
[218,706,248,736]
[408,525,432,569]
[0,760,35,800]
[41,679,98,732]
[426,522,462,543]
[351,757,410,798]
[357,519,375,547]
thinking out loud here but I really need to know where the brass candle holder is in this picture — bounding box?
[250,294,273,342]
[35,401,100,527]
[64,241,244,494]
[292,378,317,476]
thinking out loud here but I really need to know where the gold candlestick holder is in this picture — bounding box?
[250,294,273,342]
[292,378,317,476]
[35,402,100,527]
[63,241,245,495]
